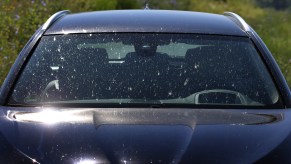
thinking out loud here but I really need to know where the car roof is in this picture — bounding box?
[44,10,247,36]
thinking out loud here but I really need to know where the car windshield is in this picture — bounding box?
[9,33,280,108]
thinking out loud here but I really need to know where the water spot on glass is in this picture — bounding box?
[194,64,199,69]
[168,91,173,96]
[184,78,189,86]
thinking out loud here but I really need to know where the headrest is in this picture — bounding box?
[185,46,220,60]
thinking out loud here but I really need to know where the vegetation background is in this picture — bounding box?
[0,0,290,86]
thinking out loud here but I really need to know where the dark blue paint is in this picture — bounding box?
[45,10,246,36]
[0,107,291,163]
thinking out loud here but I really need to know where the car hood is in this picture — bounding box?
[0,107,290,163]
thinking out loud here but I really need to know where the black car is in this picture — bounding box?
[0,9,291,163]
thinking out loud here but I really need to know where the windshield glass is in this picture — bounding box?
[9,33,280,108]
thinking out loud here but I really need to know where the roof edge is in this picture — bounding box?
[42,10,71,31]
[223,12,251,32]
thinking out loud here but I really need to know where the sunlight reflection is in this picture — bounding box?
[76,159,98,164]
[12,109,90,124]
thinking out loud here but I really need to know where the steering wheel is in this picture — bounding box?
[192,89,248,105]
